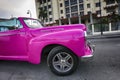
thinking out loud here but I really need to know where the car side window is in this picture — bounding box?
[0,18,23,32]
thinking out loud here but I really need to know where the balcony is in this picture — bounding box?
[104,4,118,9]
[104,0,120,3]
[104,0,116,5]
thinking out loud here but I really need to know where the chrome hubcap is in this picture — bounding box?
[52,52,73,72]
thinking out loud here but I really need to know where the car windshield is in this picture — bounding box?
[23,18,43,28]
[0,18,22,32]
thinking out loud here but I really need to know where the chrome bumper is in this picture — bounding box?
[81,41,95,60]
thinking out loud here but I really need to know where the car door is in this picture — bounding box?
[0,18,27,57]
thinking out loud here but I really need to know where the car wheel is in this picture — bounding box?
[47,46,79,76]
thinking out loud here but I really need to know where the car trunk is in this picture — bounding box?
[30,24,86,37]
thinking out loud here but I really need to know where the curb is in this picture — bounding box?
[87,35,120,39]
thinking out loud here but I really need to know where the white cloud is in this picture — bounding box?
[0,0,37,18]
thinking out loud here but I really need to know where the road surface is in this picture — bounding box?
[0,38,120,80]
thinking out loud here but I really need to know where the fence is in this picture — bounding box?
[87,22,120,35]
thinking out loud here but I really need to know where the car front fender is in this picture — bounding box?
[28,29,85,64]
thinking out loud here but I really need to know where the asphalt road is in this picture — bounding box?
[0,38,120,80]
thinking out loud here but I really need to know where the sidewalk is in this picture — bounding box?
[87,31,120,39]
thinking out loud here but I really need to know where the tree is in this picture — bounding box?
[37,0,47,23]
[116,0,120,3]
[109,11,120,22]
[39,8,47,23]
[100,17,109,23]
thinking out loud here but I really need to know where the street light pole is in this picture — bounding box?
[90,11,93,24]
[99,0,103,35]
[77,0,81,24]
[27,10,32,18]
[78,14,81,24]
[68,0,71,24]
[116,0,120,15]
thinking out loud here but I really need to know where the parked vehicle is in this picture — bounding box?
[0,17,94,76]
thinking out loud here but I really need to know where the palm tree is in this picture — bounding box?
[39,8,47,23]
[37,0,47,23]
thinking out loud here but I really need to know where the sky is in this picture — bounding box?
[0,0,37,19]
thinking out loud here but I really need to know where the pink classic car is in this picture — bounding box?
[0,17,94,76]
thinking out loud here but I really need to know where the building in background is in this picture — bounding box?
[36,0,120,34]
[36,0,66,26]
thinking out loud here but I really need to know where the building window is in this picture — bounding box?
[87,11,91,15]
[71,13,78,17]
[66,14,70,18]
[96,2,101,7]
[48,5,51,9]
[70,0,77,5]
[80,11,84,16]
[106,0,115,5]
[44,0,46,3]
[48,0,51,2]
[79,0,83,3]
[71,6,78,12]
[60,3,63,7]
[49,18,52,21]
[61,10,63,14]
[49,11,52,15]
[65,0,69,7]
[44,6,47,10]
[79,4,84,10]
[66,8,70,13]
[87,3,91,8]
[96,10,101,14]
[46,19,48,22]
